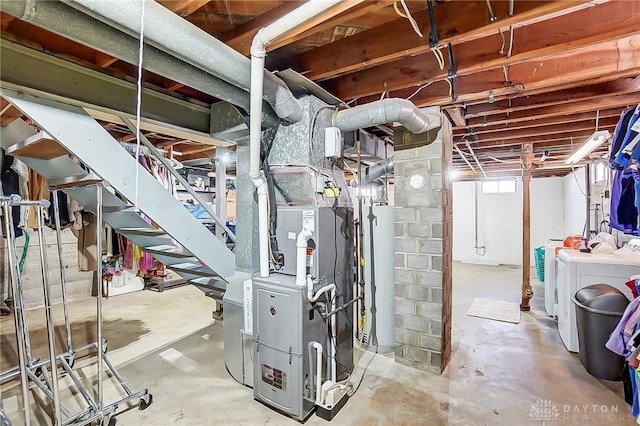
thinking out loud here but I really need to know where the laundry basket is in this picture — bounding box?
[534,247,545,282]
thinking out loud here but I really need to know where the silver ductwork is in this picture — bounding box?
[0,0,279,123]
[359,157,394,186]
[334,98,440,134]
[63,0,303,123]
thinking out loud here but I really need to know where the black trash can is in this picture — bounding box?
[572,284,630,381]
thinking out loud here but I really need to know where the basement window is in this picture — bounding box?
[482,179,516,194]
[593,162,607,183]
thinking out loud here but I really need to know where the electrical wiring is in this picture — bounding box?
[393,0,424,38]
[133,0,146,212]
[444,77,453,98]
[431,46,445,70]
[572,165,588,197]
[407,81,435,100]
[321,311,370,402]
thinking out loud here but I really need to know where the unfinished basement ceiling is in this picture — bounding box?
[1,0,639,179]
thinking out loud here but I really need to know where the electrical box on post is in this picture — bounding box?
[324,127,342,158]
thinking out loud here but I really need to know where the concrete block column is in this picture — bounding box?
[394,117,453,373]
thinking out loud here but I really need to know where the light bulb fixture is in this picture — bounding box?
[564,130,611,165]
[218,152,231,164]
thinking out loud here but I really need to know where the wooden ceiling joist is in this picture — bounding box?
[453,112,620,139]
[179,148,215,162]
[465,131,611,150]
[388,36,640,107]
[158,0,212,17]
[219,1,303,52]
[293,0,603,81]
[463,119,617,143]
[325,1,640,101]
[464,91,640,128]
[2,0,635,174]
[464,77,640,118]
[264,0,394,54]
[454,109,622,134]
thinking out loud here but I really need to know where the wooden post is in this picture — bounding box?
[521,143,534,311]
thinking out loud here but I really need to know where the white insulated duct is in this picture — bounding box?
[334,98,441,134]
[0,0,259,116]
[249,0,341,278]
[65,0,303,123]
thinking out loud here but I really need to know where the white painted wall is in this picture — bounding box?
[453,177,564,265]
[562,167,587,236]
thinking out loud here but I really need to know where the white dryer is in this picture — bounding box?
[556,249,639,353]
[544,240,563,317]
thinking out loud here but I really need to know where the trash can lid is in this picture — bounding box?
[575,284,629,314]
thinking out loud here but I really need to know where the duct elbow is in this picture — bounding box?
[334,98,440,134]
[387,98,440,134]
[273,82,304,123]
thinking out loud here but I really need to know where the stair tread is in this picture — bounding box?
[171,262,216,276]
[117,227,166,236]
[8,132,69,160]
[52,178,103,190]
[190,277,225,287]
[144,245,193,258]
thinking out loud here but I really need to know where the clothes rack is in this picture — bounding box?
[0,185,152,425]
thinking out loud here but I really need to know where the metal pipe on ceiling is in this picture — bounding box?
[0,0,282,126]
[333,99,440,134]
[360,157,394,186]
[64,0,303,123]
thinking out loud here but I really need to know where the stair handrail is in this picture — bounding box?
[120,117,236,242]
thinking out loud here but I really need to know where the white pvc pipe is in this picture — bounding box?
[296,228,313,287]
[308,277,336,304]
[329,288,337,383]
[309,341,323,405]
[250,50,270,278]
[250,0,341,278]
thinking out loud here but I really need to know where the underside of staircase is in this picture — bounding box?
[2,91,235,301]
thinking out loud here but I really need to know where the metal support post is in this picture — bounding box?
[36,203,63,425]
[1,195,31,425]
[52,190,73,353]
[215,147,228,241]
[96,185,104,409]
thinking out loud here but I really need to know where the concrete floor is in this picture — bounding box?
[1,262,632,425]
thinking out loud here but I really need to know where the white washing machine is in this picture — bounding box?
[556,249,639,353]
[616,239,640,262]
[544,240,563,317]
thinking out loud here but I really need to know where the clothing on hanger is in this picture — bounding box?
[1,150,23,239]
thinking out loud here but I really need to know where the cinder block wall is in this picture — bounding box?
[393,118,453,373]
[1,227,93,309]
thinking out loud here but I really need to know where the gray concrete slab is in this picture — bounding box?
[2,263,632,425]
